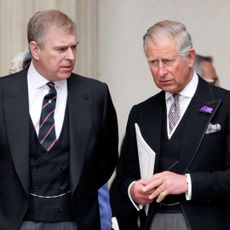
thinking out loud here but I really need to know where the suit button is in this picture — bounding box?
[58,208,63,212]
[59,186,64,191]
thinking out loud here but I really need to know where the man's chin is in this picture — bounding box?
[160,85,176,93]
[56,73,72,80]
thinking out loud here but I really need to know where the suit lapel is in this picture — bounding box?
[67,76,92,193]
[3,72,30,194]
[177,79,221,172]
[138,92,165,173]
[4,73,93,195]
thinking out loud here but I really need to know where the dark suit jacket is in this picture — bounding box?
[0,69,118,230]
[110,139,146,230]
[117,77,230,230]
[110,171,140,230]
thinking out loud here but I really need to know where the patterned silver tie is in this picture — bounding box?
[168,94,180,133]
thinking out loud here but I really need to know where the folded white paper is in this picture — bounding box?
[135,123,156,179]
[135,123,156,214]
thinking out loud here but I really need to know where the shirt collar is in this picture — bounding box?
[165,72,199,101]
[27,62,67,90]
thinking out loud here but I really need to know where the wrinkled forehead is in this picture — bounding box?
[145,36,178,56]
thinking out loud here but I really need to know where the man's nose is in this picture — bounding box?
[158,61,168,76]
[66,48,75,60]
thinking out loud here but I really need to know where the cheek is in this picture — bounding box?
[171,65,186,80]
[176,71,190,88]
[48,56,61,67]
[171,63,181,74]
[40,54,52,66]
[41,58,59,73]
[151,74,160,86]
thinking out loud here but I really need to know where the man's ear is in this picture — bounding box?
[187,48,196,68]
[29,41,40,60]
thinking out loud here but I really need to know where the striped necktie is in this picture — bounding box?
[38,82,57,151]
[168,94,180,133]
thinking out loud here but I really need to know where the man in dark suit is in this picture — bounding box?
[110,143,140,230]
[0,10,118,230]
[116,20,230,230]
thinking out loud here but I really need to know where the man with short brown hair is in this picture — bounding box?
[0,10,118,230]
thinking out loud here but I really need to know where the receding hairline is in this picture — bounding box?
[143,20,187,42]
[27,10,77,46]
[143,20,193,57]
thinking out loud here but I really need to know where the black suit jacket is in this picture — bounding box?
[118,77,230,230]
[0,69,118,230]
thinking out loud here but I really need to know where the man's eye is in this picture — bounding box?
[57,47,67,52]
[163,59,175,66]
[71,45,77,50]
[150,60,159,67]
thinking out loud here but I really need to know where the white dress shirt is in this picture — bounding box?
[27,63,67,139]
[165,73,198,139]
[165,72,198,200]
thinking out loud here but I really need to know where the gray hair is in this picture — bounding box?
[143,20,193,58]
[27,10,76,47]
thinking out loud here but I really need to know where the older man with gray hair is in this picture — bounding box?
[115,20,230,230]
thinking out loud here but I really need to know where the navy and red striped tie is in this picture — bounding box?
[38,82,57,151]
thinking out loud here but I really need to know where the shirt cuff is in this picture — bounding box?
[185,174,192,200]
[128,181,143,211]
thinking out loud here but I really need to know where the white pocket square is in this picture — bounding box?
[205,123,221,134]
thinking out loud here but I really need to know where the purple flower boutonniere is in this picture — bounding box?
[199,105,213,114]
